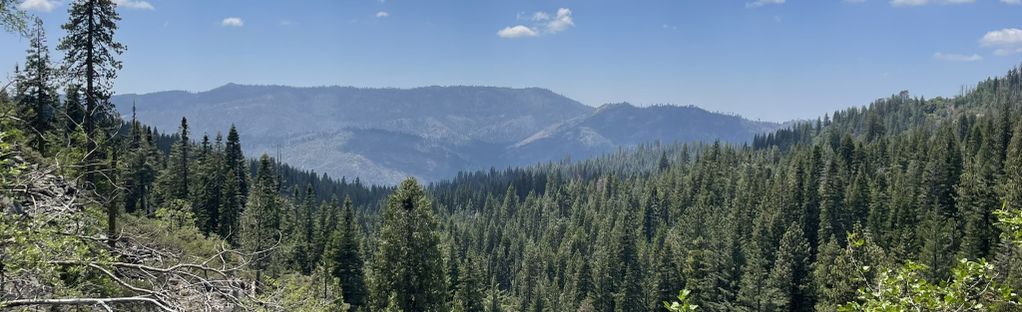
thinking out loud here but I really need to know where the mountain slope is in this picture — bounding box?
[507,103,780,163]
[115,84,592,144]
[114,85,779,184]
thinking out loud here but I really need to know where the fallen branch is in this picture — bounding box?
[1,296,175,312]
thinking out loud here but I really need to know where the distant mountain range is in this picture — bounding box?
[113,84,781,185]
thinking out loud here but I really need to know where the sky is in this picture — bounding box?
[1,0,1022,122]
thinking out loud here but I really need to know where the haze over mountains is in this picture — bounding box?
[114,84,781,184]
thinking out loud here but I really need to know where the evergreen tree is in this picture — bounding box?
[156,117,191,207]
[224,125,248,201]
[219,165,242,245]
[119,107,157,215]
[57,0,125,185]
[958,156,998,260]
[613,207,644,311]
[921,126,963,218]
[1003,122,1022,214]
[325,195,367,310]
[218,127,246,245]
[193,133,225,234]
[56,0,125,248]
[766,223,814,312]
[293,184,316,274]
[370,178,449,312]
[811,238,849,311]
[240,154,283,291]
[15,17,57,153]
[818,159,844,246]
[455,257,486,312]
[652,241,682,311]
[737,240,772,312]
[314,196,342,266]
[574,258,595,305]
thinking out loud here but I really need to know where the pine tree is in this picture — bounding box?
[314,196,342,266]
[738,240,771,311]
[193,133,225,235]
[156,117,191,206]
[488,279,505,312]
[455,257,486,312]
[325,195,367,309]
[574,258,595,305]
[217,127,246,245]
[652,241,682,311]
[958,156,998,260]
[119,107,157,215]
[58,0,125,185]
[613,207,644,311]
[370,178,448,311]
[218,165,242,245]
[811,237,848,311]
[813,231,887,311]
[921,126,963,218]
[683,235,714,307]
[224,125,248,202]
[918,210,957,282]
[818,158,845,247]
[15,17,57,153]
[1002,122,1022,214]
[865,174,889,243]
[766,223,813,312]
[240,154,282,292]
[293,184,316,274]
[844,169,869,234]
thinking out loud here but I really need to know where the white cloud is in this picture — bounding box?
[498,8,574,39]
[933,52,983,62]
[662,24,677,30]
[376,11,389,18]
[1003,0,1021,4]
[890,0,975,6]
[746,0,785,8]
[497,25,539,38]
[981,28,1022,47]
[545,8,574,33]
[221,17,244,27]
[18,0,57,12]
[113,0,154,10]
[547,8,572,32]
[978,29,1022,57]
[279,20,294,26]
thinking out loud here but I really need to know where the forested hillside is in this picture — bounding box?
[113,85,780,185]
[3,1,1022,312]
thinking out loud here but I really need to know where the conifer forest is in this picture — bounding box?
[2,0,1022,311]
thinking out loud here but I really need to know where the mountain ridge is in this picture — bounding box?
[113,84,780,184]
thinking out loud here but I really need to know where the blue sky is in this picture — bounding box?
[2,0,1022,122]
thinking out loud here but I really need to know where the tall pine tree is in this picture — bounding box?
[240,154,283,292]
[370,178,449,312]
[15,17,57,153]
[58,0,125,185]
